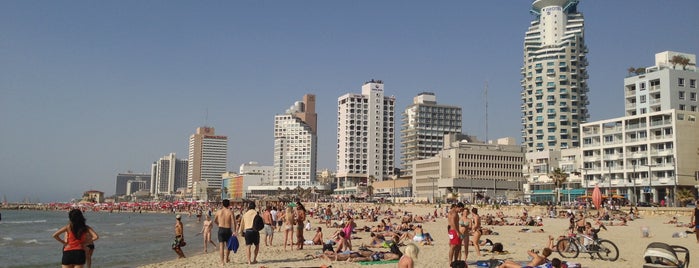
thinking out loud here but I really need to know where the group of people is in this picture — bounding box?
[447,203,486,264]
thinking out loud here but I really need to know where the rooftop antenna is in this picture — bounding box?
[484,80,489,143]
[205,108,209,127]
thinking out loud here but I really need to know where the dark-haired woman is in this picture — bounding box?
[53,209,94,268]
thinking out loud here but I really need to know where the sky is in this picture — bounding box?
[1,1,698,203]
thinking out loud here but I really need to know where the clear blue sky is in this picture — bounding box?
[1,1,697,202]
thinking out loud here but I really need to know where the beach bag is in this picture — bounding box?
[451,260,466,268]
[491,243,504,253]
[179,239,186,247]
[227,236,239,253]
[253,213,264,231]
[322,243,334,252]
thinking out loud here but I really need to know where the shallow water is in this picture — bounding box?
[0,210,202,268]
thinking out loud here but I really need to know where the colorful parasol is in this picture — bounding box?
[592,184,602,210]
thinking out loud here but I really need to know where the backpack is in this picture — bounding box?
[253,213,264,231]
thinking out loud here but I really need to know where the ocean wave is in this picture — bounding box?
[0,219,48,224]
[115,222,126,226]
[23,239,39,244]
[46,228,59,232]
[2,237,13,241]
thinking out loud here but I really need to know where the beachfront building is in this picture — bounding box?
[81,190,104,203]
[115,172,150,197]
[273,94,318,188]
[521,0,590,152]
[522,148,584,203]
[400,92,462,177]
[150,153,188,197]
[624,51,698,116]
[412,133,526,203]
[336,79,397,196]
[580,109,699,206]
[187,126,227,200]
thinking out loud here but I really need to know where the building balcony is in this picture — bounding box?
[625,90,636,97]
[649,85,661,92]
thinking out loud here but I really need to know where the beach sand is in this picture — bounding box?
[139,204,696,268]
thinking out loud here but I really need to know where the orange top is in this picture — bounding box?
[64,228,86,251]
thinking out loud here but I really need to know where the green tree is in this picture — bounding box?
[550,168,569,204]
[676,188,695,207]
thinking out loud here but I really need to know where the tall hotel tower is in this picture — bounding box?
[401,92,462,176]
[150,153,188,195]
[521,0,589,152]
[187,127,227,191]
[273,94,318,187]
[337,79,396,193]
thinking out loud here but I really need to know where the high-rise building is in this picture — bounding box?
[400,92,462,176]
[187,127,227,194]
[115,172,150,196]
[150,153,188,195]
[273,94,318,187]
[624,51,698,116]
[521,0,589,152]
[336,79,396,195]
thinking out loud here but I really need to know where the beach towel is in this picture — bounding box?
[227,236,239,253]
[357,259,399,265]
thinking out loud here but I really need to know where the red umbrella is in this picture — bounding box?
[592,184,602,210]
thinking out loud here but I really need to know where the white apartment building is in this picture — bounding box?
[521,0,590,152]
[412,134,525,202]
[150,153,188,196]
[401,92,462,176]
[273,94,318,188]
[625,51,698,116]
[523,148,584,203]
[336,79,396,195]
[187,127,227,197]
[580,109,699,205]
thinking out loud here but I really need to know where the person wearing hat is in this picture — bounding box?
[238,202,260,264]
[172,214,186,259]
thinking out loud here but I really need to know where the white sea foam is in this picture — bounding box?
[2,237,13,241]
[1,219,47,224]
[23,239,39,244]
[115,222,126,226]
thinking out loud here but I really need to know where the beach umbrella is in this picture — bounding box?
[592,185,602,210]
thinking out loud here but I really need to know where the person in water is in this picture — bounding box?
[52,209,95,268]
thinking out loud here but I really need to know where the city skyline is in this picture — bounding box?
[1,1,698,202]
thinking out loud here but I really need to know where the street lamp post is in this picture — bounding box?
[632,164,637,206]
[672,156,678,207]
[643,164,657,203]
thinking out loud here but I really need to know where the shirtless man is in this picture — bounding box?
[213,199,236,266]
[262,206,275,246]
[295,204,307,250]
[448,202,465,264]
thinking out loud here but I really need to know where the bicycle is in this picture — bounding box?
[556,228,619,261]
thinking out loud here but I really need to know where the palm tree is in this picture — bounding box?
[676,188,695,207]
[627,66,636,77]
[669,55,691,70]
[549,168,569,204]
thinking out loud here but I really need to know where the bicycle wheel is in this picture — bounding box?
[556,238,579,258]
[595,239,619,261]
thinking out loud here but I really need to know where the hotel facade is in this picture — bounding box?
[273,94,318,188]
[187,127,227,198]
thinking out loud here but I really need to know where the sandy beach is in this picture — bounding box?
[138,204,696,268]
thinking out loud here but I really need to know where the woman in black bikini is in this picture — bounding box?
[84,226,99,268]
[470,207,483,257]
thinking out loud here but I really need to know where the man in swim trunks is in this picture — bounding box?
[213,199,236,266]
[448,202,465,264]
[238,201,261,264]
[262,206,274,246]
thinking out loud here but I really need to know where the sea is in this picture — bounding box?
[0,209,204,268]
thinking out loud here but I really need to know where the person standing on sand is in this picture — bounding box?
[52,209,90,268]
[213,199,236,266]
[295,203,307,250]
[283,205,296,251]
[238,202,260,264]
[459,207,470,261]
[448,202,464,264]
[262,206,274,246]
[172,214,186,259]
[199,215,217,253]
[471,207,483,257]
[691,200,699,243]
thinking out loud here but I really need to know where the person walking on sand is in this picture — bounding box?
[238,202,260,264]
[199,215,217,253]
[52,209,91,268]
[172,214,186,259]
[262,206,275,246]
[471,207,483,257]
[213,199,237,266]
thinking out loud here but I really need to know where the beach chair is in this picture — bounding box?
[642,242,690,268]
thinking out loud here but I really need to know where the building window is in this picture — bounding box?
[691,92,697,101]
[640,82,646,90]
[690,79,696,88]
[691,106,697,112]
[640,95,646,103]
[678,78,685,87]
[679,91,685,100]
[679,104,686,111]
